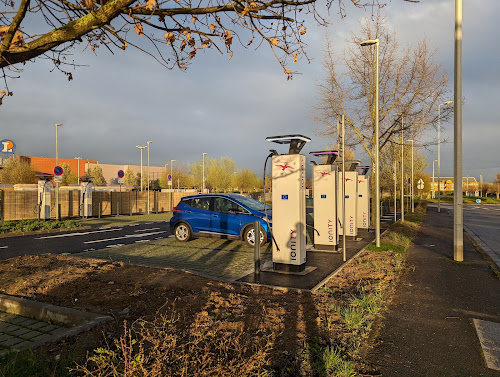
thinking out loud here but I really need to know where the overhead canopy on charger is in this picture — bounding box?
[356,166,372,175]
[309,150,339,165]
[333,159,361,171]
[266,134,311,155]
[79,176,94,182]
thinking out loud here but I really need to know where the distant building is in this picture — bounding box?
[15,155,167,186]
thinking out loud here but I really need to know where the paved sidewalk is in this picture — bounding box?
[366,206,500,376]
[0,311,67,353]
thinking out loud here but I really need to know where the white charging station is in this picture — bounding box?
[336,160,360,239]
[267,135,310,272]
[309,151,339,251]
[80,177,94,218]
[356,166,371,229]
[36,174,53,220]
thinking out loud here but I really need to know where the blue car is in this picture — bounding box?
[169,193,271,247]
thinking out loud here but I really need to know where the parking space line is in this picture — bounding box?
[83,231,166,244]
[134,228,160,232]
[0,246,7,249]
[36,228,123,239]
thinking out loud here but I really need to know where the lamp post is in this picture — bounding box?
[480,172,483,197]
[453,0,463,261]
[147,141,152,213]
[360,38,380,247]
[55,123,63,220]
[394,113,404,222]
[136,145,146,192]
[394,160,397,223]
[74,157,82,183]
[170,159,176,209]
[432,159,437,199]
[202,153,207,193]
[438,100,453,213]
[407,139,414,212]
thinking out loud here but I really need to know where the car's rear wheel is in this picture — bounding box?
[243,224,267,247]
[174,223,192,242]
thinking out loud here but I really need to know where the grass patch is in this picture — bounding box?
[0,219,81,234]
[0,349,74,377]
[365,241,405,253]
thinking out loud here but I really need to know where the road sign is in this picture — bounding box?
[54,175,62,183]
[417,179,424,190]
[476,199,481,204]
[54,166,63,176]
[118,178,124,184]
[118,170,124,178]
[168,174,172,186]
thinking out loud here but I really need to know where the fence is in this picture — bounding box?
[0,190,192,221]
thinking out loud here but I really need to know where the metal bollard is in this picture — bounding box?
[254,221,261,278]
[117,202,120,217]
[130,203,133,216]
[98,202,102,218]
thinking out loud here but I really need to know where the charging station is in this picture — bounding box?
[356,166,371,229]
[336,160,360,239]
[266,135,310,272]
[80,177,94,218]
[309,151,339,251]
[36,174,53,220]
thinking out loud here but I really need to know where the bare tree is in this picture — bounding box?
[313,14,450,167]
[0,0,398,97]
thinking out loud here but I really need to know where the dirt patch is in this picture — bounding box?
[0,248,404,375]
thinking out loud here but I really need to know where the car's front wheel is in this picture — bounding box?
[174,223,192,242]
[243,224,267,247]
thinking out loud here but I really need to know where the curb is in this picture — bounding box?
[0,293,111,353]
[0,226,92,239]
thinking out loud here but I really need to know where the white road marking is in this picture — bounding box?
[82,248,95,252]
[35,228,123,239]
[155,237,164,240]
[134,228,160,232]
[135,240,150,243]
[83,231,166,244]
[0,246,8,249]
[106,244,125,248]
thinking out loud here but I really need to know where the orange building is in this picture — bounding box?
[19,156,98,177]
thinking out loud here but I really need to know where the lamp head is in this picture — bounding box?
[444,100,453,105]
[55,123,63,127]
[360,39,379,46]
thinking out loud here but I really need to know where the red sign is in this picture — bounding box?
[54,166,63,176]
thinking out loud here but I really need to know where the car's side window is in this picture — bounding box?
[191,197,211,211]
[183,199,193,207]
[214,198,246,214]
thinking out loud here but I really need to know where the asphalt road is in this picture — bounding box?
[0,222,172,261]
[431,202,500,264]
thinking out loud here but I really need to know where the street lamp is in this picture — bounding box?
[438,100,453,213]
[74,157,82,184]
[55,123,63,220]
[407,139,414,213]
[480,172,483,197]
[360,38,380,247]
[136,145,146,191]
[170,159,176,210]
[202,153,207,193]
[394,113,404,222]
[432,159,437,199]
[147,141,152,213]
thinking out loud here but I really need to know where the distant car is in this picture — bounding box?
[169,193,271,247]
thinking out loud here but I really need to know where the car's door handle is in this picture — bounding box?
[185,210,192,213]
[211,214,219,217]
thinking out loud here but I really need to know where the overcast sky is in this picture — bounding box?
[1,0,499,182]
